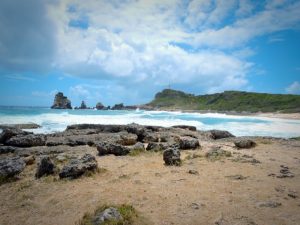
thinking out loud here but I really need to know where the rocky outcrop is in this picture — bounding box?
[208,130,235,139]
[172,125,197,131]
[5,134,46,147]
[179,136,200,150]
[0,157,25,179]
[0,128,31,144]
[111,103,124,110]
[163,147,181,166]
[80,101,87,109]
[59,154,98,179]
[96,102,105,110]
[234,139,256,149]
[97,142,130,156]
[51,92,72,109]
[146,142,169,151]
[35,156,55,178]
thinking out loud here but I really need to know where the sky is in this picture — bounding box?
[0,0,300,107]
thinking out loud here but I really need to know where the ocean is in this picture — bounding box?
[0,106,300,138]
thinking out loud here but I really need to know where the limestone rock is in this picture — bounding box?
[0,156,25,179]
[59,154,98,179]
[179,136,200,150]
[6,134,46,147]
[51,92,72,109]
[208,130,235,139]
[234,139,256,149]
[163,147,181,166]
[97,142,130,156]
[35,156,55,178]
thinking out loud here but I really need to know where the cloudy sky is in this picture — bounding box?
[0,0,300,107]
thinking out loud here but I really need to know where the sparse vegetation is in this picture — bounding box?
[128,148,145,157]
[205,149,232,161]
[77,204,143,225]
[147,89,300,113]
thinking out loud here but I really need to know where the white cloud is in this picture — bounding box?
[3,0,300,99]
[286,81,300,94]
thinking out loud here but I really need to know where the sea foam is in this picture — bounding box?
[0,108,300,138]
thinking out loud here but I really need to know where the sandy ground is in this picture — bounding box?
[0,139,300,225]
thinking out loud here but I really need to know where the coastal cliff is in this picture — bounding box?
[51,92,72,109]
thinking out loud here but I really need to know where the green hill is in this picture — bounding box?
[146,89,300,113]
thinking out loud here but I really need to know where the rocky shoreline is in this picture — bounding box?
[1,123,299,224]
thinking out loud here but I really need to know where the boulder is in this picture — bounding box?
[179,136,200,150]
[146,142,169,152]
[79,100,87,109]
[172,125,197,131]
[163,147,181,166]
[0,128,31,144]
[0,157,25,179]
[234,139,256,149]
[208,130,235,139]
[59,154,98,179]
[6,134,46,147]
[93,207,123,224]
[35,156,55,178]
[97,142,130,156]
[51,92,72,109]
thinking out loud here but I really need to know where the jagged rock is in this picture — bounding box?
[0,146,17,154]
[0,157,25,179]
[97,142,130,156]
[179,136,200,150]
[116,132,138,145]
[208,130,235,139]
[35,156,55,178]
[234,139,256,149]
[0,128,31,144]
[93,207,123,224]
[96,102,105,110]
[163,147,181,166]
[172,125,197,131]
[131,142,145,151]
[59,154,98,179]
[143,133,159,142]
[111,103,124,110]
[146,142,169,151]
[51,92,72,109]
[6,134,46,147]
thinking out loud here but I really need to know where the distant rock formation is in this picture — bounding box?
[112,103,124,110]
[51,92,72,109]
[80,101,87,109]
[96,102,104,110]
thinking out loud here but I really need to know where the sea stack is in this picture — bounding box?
[51,92,72,109]
[80,101,87,109]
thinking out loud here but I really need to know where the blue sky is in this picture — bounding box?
[0,0,300,107]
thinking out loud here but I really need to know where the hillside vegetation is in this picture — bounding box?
[146,89,300,113]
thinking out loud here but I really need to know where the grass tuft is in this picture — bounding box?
[77,204,143,225]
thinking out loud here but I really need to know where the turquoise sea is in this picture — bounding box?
[0,106,300,138]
